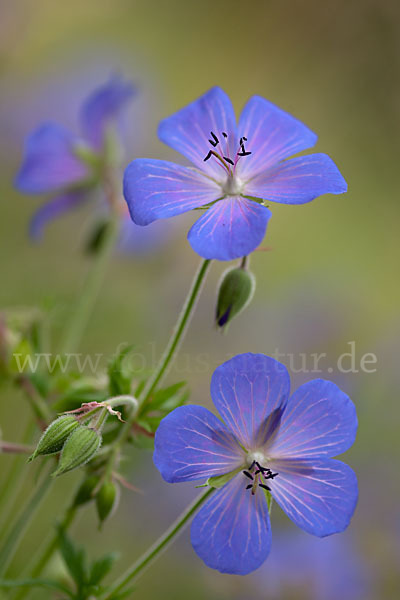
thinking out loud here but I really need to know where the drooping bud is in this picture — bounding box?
[215,265,256,330]
[72,474,101,507]
[28,415,80,462]
[52,426,102,477]
[96,480,120,526]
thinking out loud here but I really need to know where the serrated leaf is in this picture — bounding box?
[108,345,134,396]
[89,552,118,585]
[58,527,87,587]
[149,381,187,409]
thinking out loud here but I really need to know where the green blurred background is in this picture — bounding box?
[0,0,399,598]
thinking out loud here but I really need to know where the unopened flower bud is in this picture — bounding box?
[28,415,80,462]
[72,474,101,507]
[216,266,256,330]
[53,426,102,477]
[96,480,120,525]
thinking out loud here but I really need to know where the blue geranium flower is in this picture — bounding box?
[154,353,358,575]
[124,87,347,261]
[15,75,137,241]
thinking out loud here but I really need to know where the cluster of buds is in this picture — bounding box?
[29,413,102,477]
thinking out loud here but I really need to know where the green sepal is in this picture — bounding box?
[263,488,274,514]
[196,466,243,489]
[52,426,102,477]
[96,480,120,526]
[215,266,256,331]
[28,415,80,461]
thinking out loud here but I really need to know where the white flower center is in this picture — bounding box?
[222,174,243,197]
[246,450,267,468]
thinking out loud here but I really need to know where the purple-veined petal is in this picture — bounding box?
[265,379,357,459]
[268,458,358,537]
[123,159,221,226]
[15,123,89,194]
[80,75,135,151]
[210,353,291,450]
[158,87,237,180]
[244,153,347,204]
[191,474,271,574]
[153,405,244,483]
[29,191,88,240]
[187,196,271,261]
[236,95,317,180]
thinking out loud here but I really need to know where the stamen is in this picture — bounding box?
[208,131,219,147]
[222,131,228,138]
[223,157,235,166]
[244,460,278,494]
[237,149,251,157]
[204,150,212,162]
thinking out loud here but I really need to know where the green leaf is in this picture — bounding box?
[149,381,188,410]
[0,577,73,596]
[58,527,87,587]
[108,345,134,396]
[88,552,118,585]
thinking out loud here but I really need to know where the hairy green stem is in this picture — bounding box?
[102,487,214,599]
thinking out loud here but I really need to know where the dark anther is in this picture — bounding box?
[237,150,252,157]
[259,484,271,491]
[246,484,253,490]
[210,131,218,143]
[203,150,213,162]
[243,471,254,481]
[223,157,235,166]
[249,460,256,470]
[208,131,219,147]
[242,136,247,141]
[222,131,228,138]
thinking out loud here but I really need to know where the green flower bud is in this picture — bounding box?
[96,480,120,525]
[216,266,256,330]
[53,426,102,477]
[72,474,101,507]
[28,415,80,462]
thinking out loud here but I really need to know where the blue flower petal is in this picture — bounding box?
[158,87,237,180]
[268,458,358,537]
[153,405,244,483]
[210,353,291,449]
[80,75,135,151]
[191,474,272,574]
[123,159,221,226]
[15,123,89,194]
[187,197,271,261]
[245,153,347,204]
[236,95,318,180]
[265,379,357,459]
[29,191,88,240]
